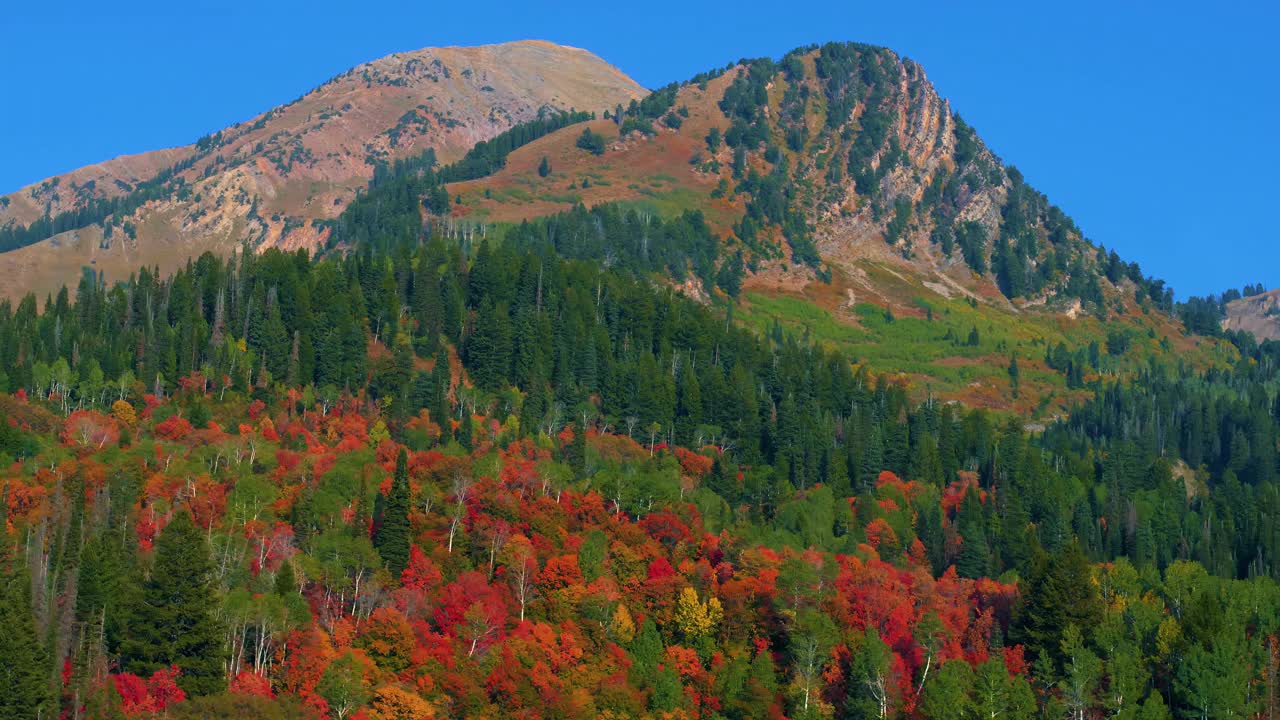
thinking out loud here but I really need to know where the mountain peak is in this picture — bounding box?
[0,41,645,302]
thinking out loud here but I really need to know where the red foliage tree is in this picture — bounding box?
[154,414,195,441]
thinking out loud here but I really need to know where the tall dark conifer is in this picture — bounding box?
[0,562,50,720]
[1018,541,1102,667]
[955,492,990,579]
[375,448,412,577]
[118,510,227,696]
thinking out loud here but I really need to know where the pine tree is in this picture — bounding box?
[744,647,779,716]
[859,420,884,492]
[629,618,664,688]
[1018,541,1102,667]
[956,492,990,579]
[466,300,512,391]
[433,350,453,444]
[564,422,588,477]
[119,509,227,696]
[260,293,290,380]
[458,408,474,450]
[0,562,51,720]
[675,365,702,446]
[275,560,297,596]
[375,449,412,576]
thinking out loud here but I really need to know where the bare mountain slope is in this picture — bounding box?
[0,40,645,301]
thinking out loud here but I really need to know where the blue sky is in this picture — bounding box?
[3,1,1276,297]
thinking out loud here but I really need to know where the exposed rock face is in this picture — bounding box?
[0,40,645,301]
[1224,289,1280,341]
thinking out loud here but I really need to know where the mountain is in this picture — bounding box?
[2,38,1278,720]
[1224,287,1280,340]
[439,43,1224,410]
[0,40,645,302]
[451,46,1091,297]
[0,41,1232,413]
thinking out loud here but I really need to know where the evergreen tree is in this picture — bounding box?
[375,449,412,576]
[1018,541,1102,667]
[466,300,512,391]
[119,509,227,696]
[433,350,453,443]
[565,422,588,477]
[0,562,50,720]
[457,408,474,450]
[630,618,664,691]
[275,560,297,596]
[956,492,990,579]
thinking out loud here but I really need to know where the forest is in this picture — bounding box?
[2,201,1279,718]
[1,42,1279,720]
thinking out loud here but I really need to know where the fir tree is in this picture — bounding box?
[466,300,512,391]
[956,492,990,579]
[1018,541,1102,667]
[565,422,588,477]
[275,560,297,596]
[458,408,474,450]
[375,449,412,576]
[433,350,453,444]
[118,509,227,696]
[0,562,51,720]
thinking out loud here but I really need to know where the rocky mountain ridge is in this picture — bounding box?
[0,40,645,301]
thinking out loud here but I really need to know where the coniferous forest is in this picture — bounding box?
[2,42,1280,720]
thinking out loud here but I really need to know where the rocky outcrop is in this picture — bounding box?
[1224,289,1280,341]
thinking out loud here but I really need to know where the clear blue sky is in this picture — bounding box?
[3,1,1275,298]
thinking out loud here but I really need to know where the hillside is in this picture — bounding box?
[1,190,1277,720]
[0,40,645,302]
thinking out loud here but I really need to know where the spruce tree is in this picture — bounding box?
[433,350,453,444]
[119,509,227,696]
[0,562,51,720]
[274,560,297,596]
[466,300,512,391]
[458,408,474,450]
[375,449,412,576]
[955,492,990,579]
[1018,541,1102,667]
[565,422,588,477]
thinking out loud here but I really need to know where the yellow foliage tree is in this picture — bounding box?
[111,399,137,427]
[369,419,391,448]
[611,603,636,643]
[673,587,723,642]
[369,684,436,720]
